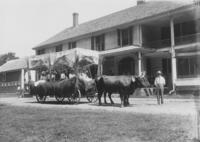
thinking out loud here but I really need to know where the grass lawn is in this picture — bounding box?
[0,103,195,142]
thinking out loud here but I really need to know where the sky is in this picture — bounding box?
[0,0,192,58]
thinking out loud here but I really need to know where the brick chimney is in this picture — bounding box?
[137,0,145,5]
[73,13,79,27]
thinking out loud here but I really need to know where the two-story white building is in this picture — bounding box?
[33,0,200,93]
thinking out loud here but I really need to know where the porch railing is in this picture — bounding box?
[175,33,200,46]
[143,33,200,49]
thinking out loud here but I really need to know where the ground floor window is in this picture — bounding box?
[177,55,200,78]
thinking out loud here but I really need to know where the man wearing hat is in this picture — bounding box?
[154,70,166,104]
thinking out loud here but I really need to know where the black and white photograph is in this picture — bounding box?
[0,0,200,141]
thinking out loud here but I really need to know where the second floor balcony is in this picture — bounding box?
[143,33,200,49]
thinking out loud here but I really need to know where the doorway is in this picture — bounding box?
[118,57,135,75]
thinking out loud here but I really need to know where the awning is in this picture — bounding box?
[99,45,155,57]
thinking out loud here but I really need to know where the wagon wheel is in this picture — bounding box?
[87,92,98,103]
[55,95,65,103]
[68,89,81,103]
[36,94,46,103]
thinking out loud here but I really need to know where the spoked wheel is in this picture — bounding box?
[55,95,65,103]
[36,94,46,103]
[87,92,98,103]
[68,89,81,104]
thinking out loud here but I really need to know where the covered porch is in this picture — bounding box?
[99,45,154,76]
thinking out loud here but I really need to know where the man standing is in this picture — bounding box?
[154,70,166,104]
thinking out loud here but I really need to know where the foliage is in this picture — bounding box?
[52,55,96,74]
[0,52,18,66]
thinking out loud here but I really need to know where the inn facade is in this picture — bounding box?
[1,0,199,94]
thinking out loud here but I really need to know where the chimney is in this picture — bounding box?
[137,0,145,5]
[73,13,79,27]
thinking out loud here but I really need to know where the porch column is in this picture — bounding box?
[138,52,142,76]
[21,69,25,90]
[139,24,143,46]
[170,18,177,90]
[98,56,103,76]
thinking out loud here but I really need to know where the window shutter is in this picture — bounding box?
[91,36,95,50]
[129,27,133,45]
[117,29,121,47]
[102,34,105,51]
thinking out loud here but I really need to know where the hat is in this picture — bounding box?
[157,70,162,74]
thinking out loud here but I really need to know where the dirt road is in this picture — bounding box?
[0,96,198,116]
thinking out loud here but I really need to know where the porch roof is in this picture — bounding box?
[0,58,27,73]
[99,45,155,57]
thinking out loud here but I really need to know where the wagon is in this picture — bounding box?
[28,48,99,104]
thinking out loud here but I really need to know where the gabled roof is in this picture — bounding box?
[34,1,189,50]
[0,58,27,73]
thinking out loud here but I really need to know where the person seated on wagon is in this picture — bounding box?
[46,71,51,81]
[60,72,66,80]
[69,71,76,79]
[51,70,56,81]
[40,71,47,80]
[79,70,92,82]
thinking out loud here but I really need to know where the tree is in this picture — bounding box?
[0,52,19,66]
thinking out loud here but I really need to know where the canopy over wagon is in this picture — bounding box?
[28,48,99,77]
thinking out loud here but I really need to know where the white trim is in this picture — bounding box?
[176,51,200,57]
[138,52,142,76]
[170,18,177,90]
[21,69,24,90]
[175,42,200,50]
[176,78,200,86]
[99,45,154,56]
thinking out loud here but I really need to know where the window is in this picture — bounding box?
[68,42,76,49]
[161,26,170,40]
[177,55,200,78]
[55,45,63,52]
[117,27,133,47]
[182,21,196,35]
[37,49,45,55]
[91,34,105,51]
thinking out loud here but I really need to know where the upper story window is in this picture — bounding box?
[36,49,45,55]
[55,45,63,52]
[68,42,76,49]
[91,34,105,51]
[117,27,133,47]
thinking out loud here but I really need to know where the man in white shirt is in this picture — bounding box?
[154,70,166,105]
